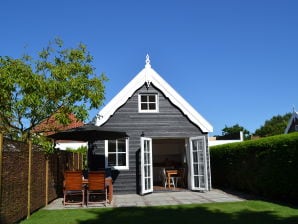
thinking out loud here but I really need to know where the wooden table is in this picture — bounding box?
[166,169,178,188]
[82,177,113,203]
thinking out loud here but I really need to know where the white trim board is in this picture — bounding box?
[95,55,213,133]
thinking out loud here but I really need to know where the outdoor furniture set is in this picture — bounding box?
[63,170,113,207]
[161,168,186,189]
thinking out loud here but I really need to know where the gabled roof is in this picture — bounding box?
[284,111,298,133]
[34,113,84,136]
[94,55,213,133]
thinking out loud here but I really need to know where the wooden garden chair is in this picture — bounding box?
[86,171,107,207]
[63,171,84,206]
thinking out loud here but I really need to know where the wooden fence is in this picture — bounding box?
[0,132,83,224]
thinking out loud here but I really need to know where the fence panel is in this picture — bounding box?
[1,139,28,224]
[0,134,83,224]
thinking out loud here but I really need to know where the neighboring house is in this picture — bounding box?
[90,55,213,195]
[208,131,244,147]
[284,110,298,134]
[34,113,87,150]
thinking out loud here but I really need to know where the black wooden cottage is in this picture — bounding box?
[88,55,213,194]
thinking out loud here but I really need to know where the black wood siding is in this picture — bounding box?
[90,83,211,194]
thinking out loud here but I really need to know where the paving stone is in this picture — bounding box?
[44,189,245,210]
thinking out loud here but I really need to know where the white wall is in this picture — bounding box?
[55,142,87,150]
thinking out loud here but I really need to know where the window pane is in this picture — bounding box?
[107,139,128,168]
[199,176,206,188]
[118,139,126,152]
[199,156,204,163]
[144,165,151,178]
[149,103,156,110]
[108,140,116,152]
[145,178,150,190]
[194,176,199,188]
[139,94,158,112]
[144,141,149,152]
[108,154,116,166]
[146,153,150,164]
[192,140,198,151]
[141,95,147,102]
[149,95,156,102]
[198,142,203,151]
[193,152,198,163]
[193,165,198,175]
[199,164,205,175]
[118,153,126,166]
[141,103,148,110]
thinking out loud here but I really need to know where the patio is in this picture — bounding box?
[44,189,245,209]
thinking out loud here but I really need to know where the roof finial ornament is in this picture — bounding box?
[145,54,151,68]
[144,54,151,88]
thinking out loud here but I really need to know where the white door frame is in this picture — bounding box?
[140,137,153,195]
[188,136,208,191]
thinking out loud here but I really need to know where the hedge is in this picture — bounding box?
[210,132,298,203]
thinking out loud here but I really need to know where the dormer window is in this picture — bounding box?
[138,93,159,112]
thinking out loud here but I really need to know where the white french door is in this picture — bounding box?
[189,136,208,191]
[140,137,153,195]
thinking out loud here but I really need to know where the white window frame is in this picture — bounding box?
[138,93,159,113]
[295,125,298,131]
[105,138,129,170]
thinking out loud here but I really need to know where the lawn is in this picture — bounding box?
[20,200,298,224]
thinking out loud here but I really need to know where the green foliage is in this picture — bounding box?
[0,38,107,142]
[66,145,87,153]
[32,134,56,153]
[66,145,88,168]
[210,132,298,203]
[254,113,291,137]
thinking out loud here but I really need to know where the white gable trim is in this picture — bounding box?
[95,58,213,133]
[284,111,298,134]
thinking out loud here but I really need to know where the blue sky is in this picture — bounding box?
[1,0,297,136]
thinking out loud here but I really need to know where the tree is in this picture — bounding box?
[254,113,291,137]
[0,38,107,141]
[217,124,250,140]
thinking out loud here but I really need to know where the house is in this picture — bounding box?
[284,110,298,134]
[34,113,87,150]
[89,55,213,195]
[208,131,244,146]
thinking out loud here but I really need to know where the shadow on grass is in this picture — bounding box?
[76,202,298,224]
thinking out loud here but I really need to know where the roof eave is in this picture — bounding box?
[95,62,213,133]
[95,68,147,126]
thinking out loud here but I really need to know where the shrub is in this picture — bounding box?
[210,132,298,203]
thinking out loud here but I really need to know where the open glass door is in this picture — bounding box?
[189,136,208,191]
[140,137,153,195]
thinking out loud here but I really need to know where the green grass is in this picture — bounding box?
[20,200,298,224]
